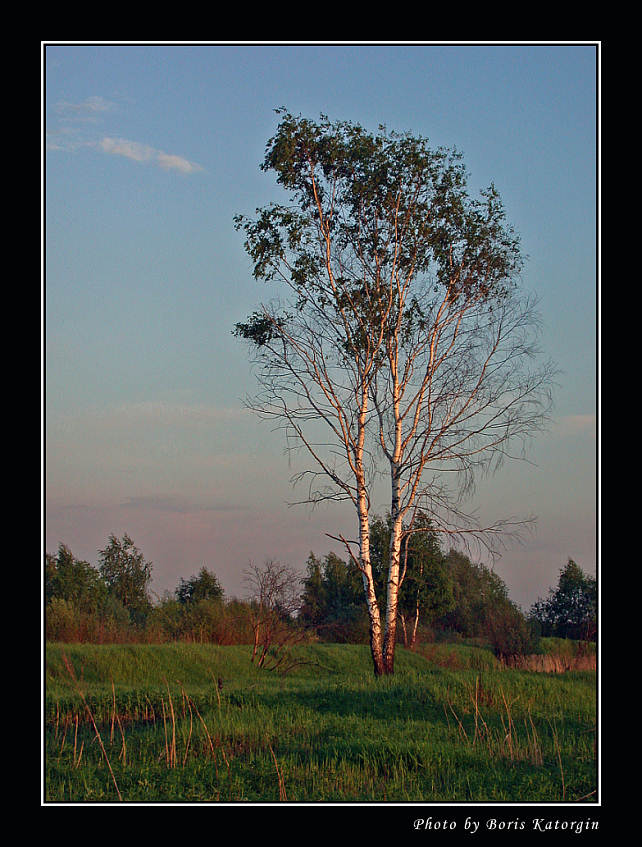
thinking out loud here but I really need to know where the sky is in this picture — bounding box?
[43,42,599,610]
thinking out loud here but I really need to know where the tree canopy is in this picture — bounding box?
[234,109,555,676]
[98,533,153,624]
[176,567,224,605]
[529,559,596,641]
[45,543,107,613]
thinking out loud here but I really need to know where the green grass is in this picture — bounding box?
[44,642,597,804]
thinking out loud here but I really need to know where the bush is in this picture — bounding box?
[45,597,135,643]
[46,598,85,642]
[485,601,540,661]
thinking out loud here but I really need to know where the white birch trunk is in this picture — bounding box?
[410,602,420,650]
[383,342,405,674]
[383,505,404,674]
[358,480,384,676]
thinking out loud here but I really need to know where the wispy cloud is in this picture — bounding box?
[47,95,204,175]
[156,151,203,174]
[54,95,116,117]
[99,137,203,174]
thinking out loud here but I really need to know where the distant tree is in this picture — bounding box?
[45,543,107,612]
[398,516,455,649]
[150,594,185,641]
[431,548,537,657]
[529,558,596,640]
[485,598,539,660]
[244,560,305,669]
[45,543,139,642]
[98,533,153,625]
[368,513,454,649]
[176,567,224,605]
[299,554,325,628]
[300,551,366,641]
[437,549,514,639]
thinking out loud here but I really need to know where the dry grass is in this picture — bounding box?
[60,652,123,801]
[502,653,596,672]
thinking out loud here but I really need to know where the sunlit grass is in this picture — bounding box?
[44,642,597,803]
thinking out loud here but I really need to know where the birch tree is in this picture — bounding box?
[234,110,555,676]
[369,512,454,651]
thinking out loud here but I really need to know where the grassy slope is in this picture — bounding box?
[44,642,597,804]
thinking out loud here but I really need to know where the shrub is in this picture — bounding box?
[485,601,540,661]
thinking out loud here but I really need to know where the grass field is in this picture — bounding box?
[43,642,597,804]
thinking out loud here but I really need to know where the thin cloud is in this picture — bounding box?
[157,151,203,174]
[47,96,116,151]
[99,136,203,174]
[55,95,115,116]
[99,137,155,163]
[47,95,204,174]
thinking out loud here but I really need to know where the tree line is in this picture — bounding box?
[45,526,596,662]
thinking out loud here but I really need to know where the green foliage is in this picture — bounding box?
[369,512,455,626]
[46,536,157,638]
[299,522,538,656]
[485,600,540,660]
[259,109,521,297]
[45,539,274,646]
[44,544,140,642]
[45,534,539,659]
[234,110,522,361]
[98,533,153,624]
[45,544,107,613]
[299,552,367,642]
[529,559,596,641]
[539,637,596,658]
[176,567,224,605]
[439,549,507,636]
[147,595,256,645]
[45,596,133,643]
[434,548,537,658]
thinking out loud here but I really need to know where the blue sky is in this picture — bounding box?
[44,43,598,609]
